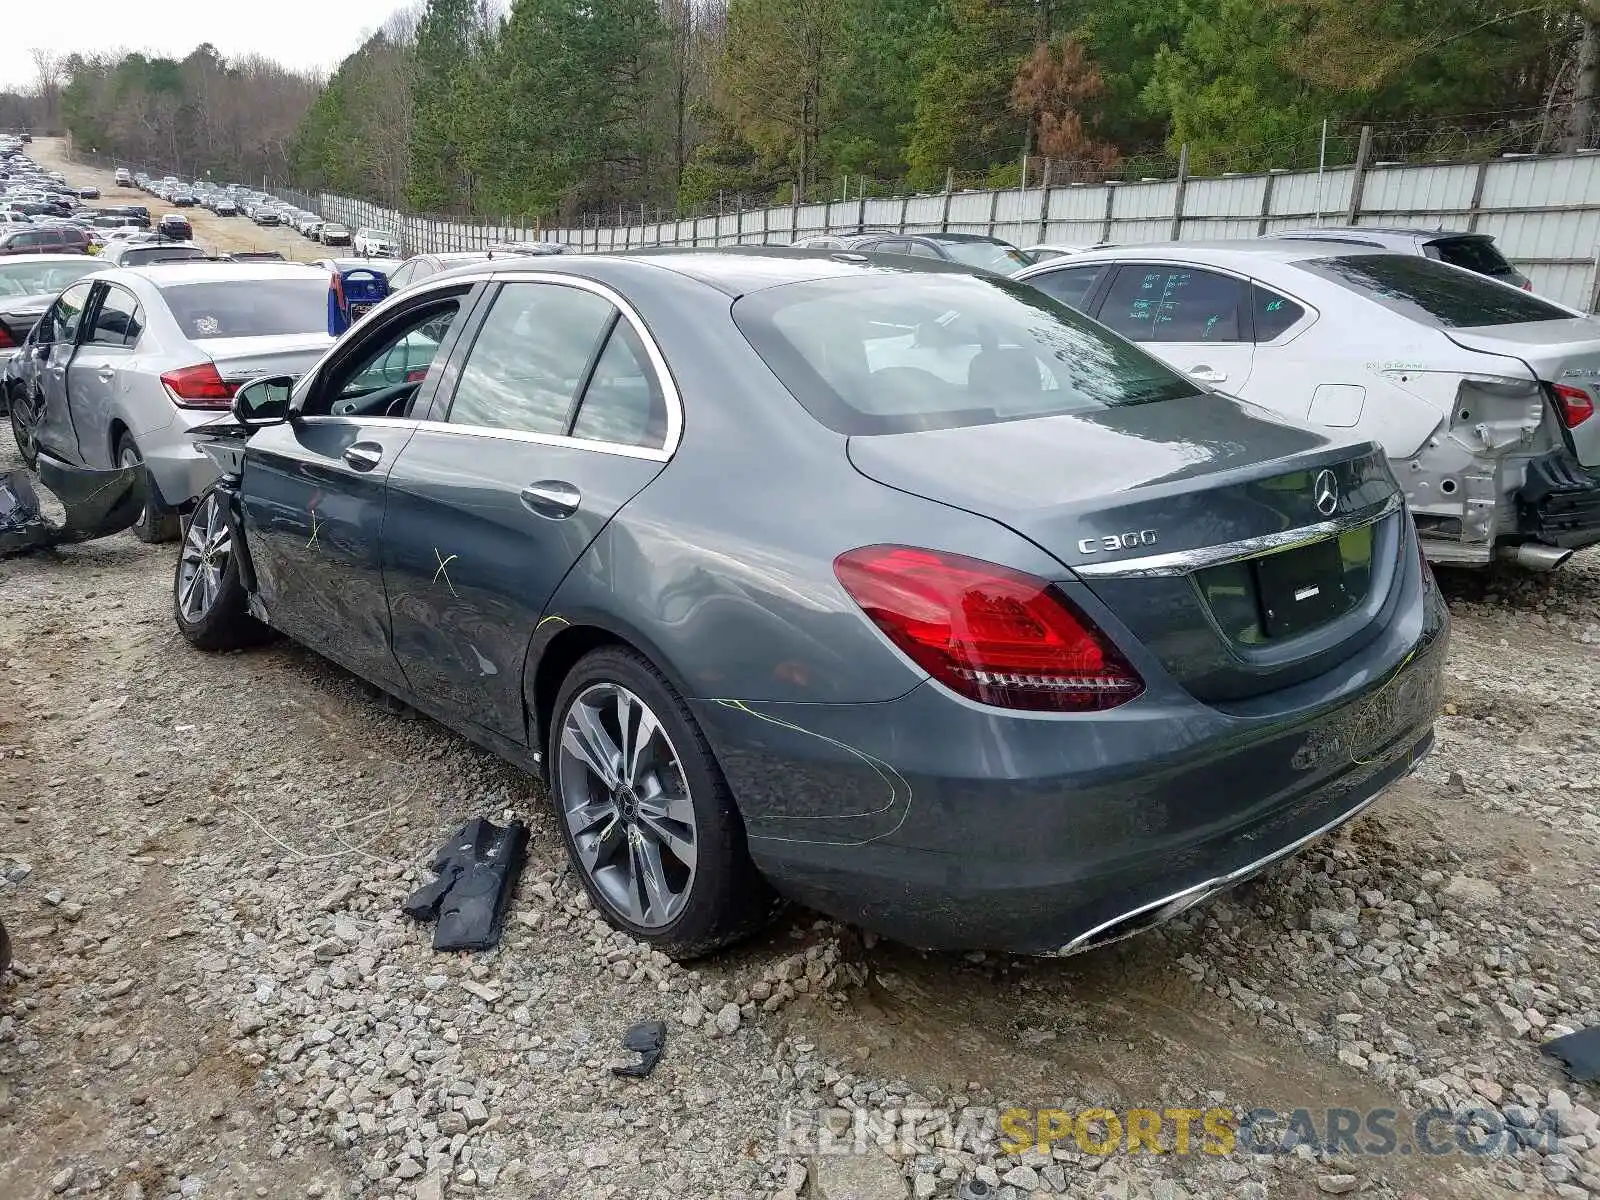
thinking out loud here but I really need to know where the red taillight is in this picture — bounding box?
[160,362,232,408]
[1522,280,1533,292]
[833,545,1144,712]
[1553,383,1595,429]
[0,324,13,349]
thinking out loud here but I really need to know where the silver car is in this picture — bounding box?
[8,262,335,541]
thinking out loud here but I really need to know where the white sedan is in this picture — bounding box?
[1016,241,1600,569]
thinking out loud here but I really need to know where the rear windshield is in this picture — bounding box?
[1425,236,1515,277]
[124,246,208,265]
[937,240,1033,273]
[733,272,1203,435]
[0,259,103,297]
[1294,254,1568,328]
[158,278,327,339]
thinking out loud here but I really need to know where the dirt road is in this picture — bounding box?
[2,148,1599,1200]
[33,139,330,264]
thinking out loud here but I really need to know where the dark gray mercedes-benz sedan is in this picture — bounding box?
[171,250,1449,958]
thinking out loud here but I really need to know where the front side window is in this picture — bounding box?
[305,298,463,417]
[445,282,616,435]
[40,281,93,344]
[1098,266,1246,343]
[1295,253,1567,328]
[733,271,1202,435]
[87,285,143,347]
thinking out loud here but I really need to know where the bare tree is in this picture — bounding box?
[28,48,62,131]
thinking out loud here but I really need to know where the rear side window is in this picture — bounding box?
[568,322,668,449]
[158,278,328,339]
[1252,285,1306,340]
[733,272,1202,436]
[1296,254,1568,328]
[1425,236,1514,278]
[1098,266,1245,342]
[1027,264,1107,311]
[87,286,143,347]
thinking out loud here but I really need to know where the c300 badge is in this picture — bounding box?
[1078,530,1159,554]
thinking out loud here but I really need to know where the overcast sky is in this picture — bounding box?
[0,0,405,91]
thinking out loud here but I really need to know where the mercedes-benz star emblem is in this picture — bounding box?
[1313,469,1339,516]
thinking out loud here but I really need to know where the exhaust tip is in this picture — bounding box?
[1499,544,1574,572]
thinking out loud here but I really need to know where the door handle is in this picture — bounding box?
[1188,366,1228,384]
[342,442,383,471]
[97,367,116,381]
[520,480,581,519]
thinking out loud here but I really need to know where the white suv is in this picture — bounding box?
[354,227,401,258]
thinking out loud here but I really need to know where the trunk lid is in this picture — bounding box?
[201,333,334,388]
[847,394,1408,703]
[1447,318,1600,467]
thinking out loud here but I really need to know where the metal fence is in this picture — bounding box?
[272,141,1600,312]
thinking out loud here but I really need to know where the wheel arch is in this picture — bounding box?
[527,614,699,784]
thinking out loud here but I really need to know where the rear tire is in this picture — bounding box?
[173,488,271,651]
[116,433,180,543]
[548,647,771,959]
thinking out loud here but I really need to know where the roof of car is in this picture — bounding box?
[107,261,330,286]
[0,252,103,265]
[1042,240,1394,267]
[431,245,984,296]
[1271,226,1486,242]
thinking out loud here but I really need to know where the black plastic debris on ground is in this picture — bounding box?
[1543,1027,1600,1083]
[2,460,144,556]
[402,816,529,952]
[612,1019,667,1079]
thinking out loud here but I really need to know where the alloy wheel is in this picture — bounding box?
[558,682,697,929]
[176,493,231,621]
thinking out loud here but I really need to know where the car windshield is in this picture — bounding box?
[1425,236,1516,278]
[124,246,208,265]
[936,240,1034,273]
[733,271,1203,435]
[1295,254,1568,328]
[0,259,104,297]
[158,278,327,339]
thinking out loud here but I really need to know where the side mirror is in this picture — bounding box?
[232,375,294,427]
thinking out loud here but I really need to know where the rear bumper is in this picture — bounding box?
[141,417,225,510]
[1517,449,1600,550]
[695,561,1449,953]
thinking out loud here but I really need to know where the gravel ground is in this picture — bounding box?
[4,148,1600,1200]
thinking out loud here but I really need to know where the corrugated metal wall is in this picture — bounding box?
[283,151,1600,311]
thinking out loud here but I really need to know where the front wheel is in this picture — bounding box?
[549,647,770,958]
[10,389,38,470]
[174,488,271,651]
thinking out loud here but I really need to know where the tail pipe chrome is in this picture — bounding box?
[1498,543,1573,572]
